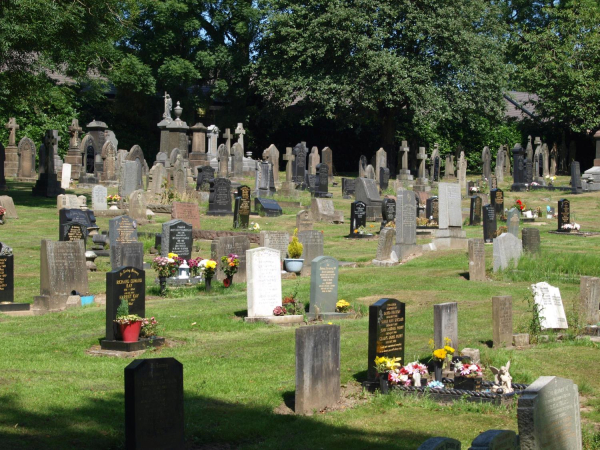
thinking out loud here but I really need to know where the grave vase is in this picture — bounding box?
[379,373,390,394]
[119,321,142,343]
[224,275,233,288]
[433,360,443,382]
[159,276,167,295]
[205,277,212,292]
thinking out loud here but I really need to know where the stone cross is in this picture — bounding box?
[235,123,245,150]
[283,147,295,182]
[44,130,60,175]
[68,119,82,148]
[223,128,233,155]
[401,140,409,170]
[417,147,428,179]
[5,118,19,147]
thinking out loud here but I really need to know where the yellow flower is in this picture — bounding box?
[444,346,455,354]
[328,321,333,325]
[374,356,388,366]
[168,253,178,259]
[433,349,447,360]
[444,337,452,345]
[205,260,217,269]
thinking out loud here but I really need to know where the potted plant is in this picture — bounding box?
[284,229,304,273]
[453,361,483,391]
[200,259,217,291]
[152,254,179,295]
[114,299,143,342]
[220,253,240,287]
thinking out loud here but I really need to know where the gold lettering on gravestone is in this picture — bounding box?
[118,268,142,306]
[0,258,6,290]
[561,201,570,224]
[377,304,405,354]
[496,191,504,206]
[117,221,137,243]
[67,226,84,241]
[318,266,336,293]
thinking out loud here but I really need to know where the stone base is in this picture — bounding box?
[244,315,304,324]
[206,210,234,216]
[31,295,69,315]
[100,337,165,352]
[305,312,353,320]
[413,182,431,192]
[93,209,128,217]
[397,173,414,181]
[435,228,467,239]
[316,212,344,223]
[511,183,528,192]
[392,244,422,261]
[513,333,530,346]
[32,174,65,197]
[0,302,31,312]
[372,259,399,267]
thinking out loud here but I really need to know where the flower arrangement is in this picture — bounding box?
[469,186,480,194]
[386,361,429,386]
[336,299,351,313]
[200,259,217,279]
[430,337,455,366]
[354,225,368,235]
[562,223,581,231]
[545,175,556,185]
[273,305,287,316]
[249,222,260,231]
[454,361,483,378]
[383,221,395,229]
[152,255,179,278]
[0,206,6,216]
[106,194,121,202]
[287,229,303,259]
[140,316,159,337]
[374,356,402,377]
[221,253,240,278]
[282,296,304,315]
[514,199,526,211]
[187,257,203,277]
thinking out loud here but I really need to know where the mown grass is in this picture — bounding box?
[1,174,600,449]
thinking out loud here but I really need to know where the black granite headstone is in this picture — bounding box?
[525,159,533,184]
[233,197,241,228]
[350,201,367,235]
[162,220,193,259]
[381,198,396,225]
[379,167,390,191]
[490,188,504,216]
[469,196,482,225]
[60,221,88,247]
[207,177,232,215]
[558,199,570,231]
[483,204,497,243]
[305,174,317,193]
[433,156,440,181]
[237,185,251,228]
[125,358,184,450]
[511,144,527,192]
[196,165,215,190]
[293,143,308,183]
[103,266,145,342]
[0,245,14,304]
[315,163,330,197]
[426,197,439,222]
[367,298,406,381]
[255,198,282,217]
[59,209,98,234]
[571,161,582,194]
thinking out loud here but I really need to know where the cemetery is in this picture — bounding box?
[2,2,600,446]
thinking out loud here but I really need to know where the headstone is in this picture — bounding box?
[469,430,519,450]
[260,231,289,261]
[483,205,497,243]
[557,199,570,231]
[125,358,184,450]
[119,160,141,199]
[512,144,529,192]
[321,147,333,181]
[207,178,232,215]
[308,146,320,175]
[109,215,138,258]
[58,209,97,237]
[293,143,308,183]
[255,197,283,217]
[375,148,387,183]
[570,162,582,194]
[128,189,147,223]
[458,151,467,193]
[349,201,368,235]
[359,155,368,178]
[522,228,541,254]
[298,230,324,277]
[315,163,330,197]
[246,247,282,317]
[211,236,250,283]
[92,185,108,210]
[237,185,251,228]
[433,156,440,181]
[495,146,505,184]
[381,198,396,227]
[61,163,71,189]
[434,302,458,351]
[418,437,461,450]
[531,282,568,329]
[57,194,82,210]
[161,220,193,260]
[373,228,396,265]
[171,202,200,229]
[506,208,520,237]
[482,146,491,181]
[468,239,486,282]
[355,178,382,221]
[232,142,244,177]
[379,167,390,191]
[365,164,376,180]
[469,196,482,225]
[0,242,16,309]
[111,242,144,271]
[196,165,215,191]
[492,296,513,348]
[295,325,340,415]
[490,188,504,217]
[308,256,339,318]
[341,178,355,198]
[296,210,313,232]
[517,376,581,450]
[17,137,36,179]
[0,196,18,218]
[60,222,87,245]
[393,189,417,260]
[436,183,464,242]
[579,276,600,325]
[426,197,439,222]
[32,130,64,197]
[367,298,406,380]
[493,233,522,272]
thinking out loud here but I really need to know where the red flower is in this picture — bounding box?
[223,278,231,288]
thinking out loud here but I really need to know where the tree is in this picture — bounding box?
[256,0,509,172]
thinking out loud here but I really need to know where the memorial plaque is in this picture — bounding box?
[531,282,568,329]
[255,198,282,217]
[350,201,367,235]
[104,266,145,341]
[171,202,200,229]
[492,295,513,347]
[367,298,406,380]
[247,247,282,317]
[260,231,289,261]
[309,256,339,314]
[558,199,570,231]
[469,195,482,225]
[433,302,458,351]
[125,358,184,450]
[161,220,193,260]
[483,204,497,243]
[468,239,486,282]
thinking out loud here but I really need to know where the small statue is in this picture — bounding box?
[163,92,172,120]
[413,371,421,387]
[490,361,513,394]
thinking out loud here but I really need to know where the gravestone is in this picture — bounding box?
[207,178,232,215]
[196,166,215,190]
[61,163,71,189]
[483,205,497,243]
[237,185,251,228]
[379,167,390,191]
[349,201,367,235]
[522,228,541,254]
[393,189,418,260]
[295,325,341,415]
[17,136,36,179]
[433,156,440,181]
[255,198,283,217]
[468,239,486,282]
[260,231,289,261]
[315,163,331,197]
[246,247,282,318]
[92,185,108,210]
[308,146,320,175]
[372,228,397,266]
[557,199,570,231]
[437,182,463,229]
[119,160,142,199]
[0,243,24,312]
[60,222,87,246]
[579,276,600,325]
[32,240,88,314]
[232,142,244,177]
[161,220,193,260]
[375,147,387,183]
[305,173,317,193]
[58,209,97,238]
[426,197,439,222]
[490,188,504,217]
[293,143,308,184]
[296,210,313,232]
[365,164,376,180]
[469,196,482,225]
[355,178,382,221]
[321,147,333,181]
[418,437,461,450]
[506,208,520,237]
[531,282,568,329]
[0,196,18,219]
[211,236,250,283]
[434,302,458,351]
[381,198,396,228]
[493,233,522,272]
[125,358,184,450]
[367,298,406,380]
[109,215,138,264]
[171,202,200,229]
[308,256,343,319]
[571,161,582,194]
[147,163,167,200]
[128,190,147,223]
[469,430,519,450]
[111,242,144,270]
[359,155,368,178]
[57,194,82,210]
[511,144,527,191]
[298,230,324,276]
[32,130,64,197]
[517,376,581,450]
[492,296,513,348]
[482,146,491,180]
[341,178,355,199]
[490,174,498,190]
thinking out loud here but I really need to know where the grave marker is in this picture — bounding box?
[469,430,519,450]
[296,210,313,232]
[468,239,486,282]
[0,243,23,311]
[259,231,289,261]
[522,228,541,254]
[367,298,406,380]
[308,256,342,319]
[506,208,520,237]
[349,201,367,235]
[207,178,232,215]
[161,220,193,260]
[434,302,458,351]
[246,247,282,317]
[493,232,522,272]
[492,296,513,348]
[92,185,108,210]
[298,230,324,276]
[557,199,570,231]
[111,242,144,270]
[483,204,496,243]
[531,282,568,329]
[469,196,482,225]
[211,236,250,282]
[171,202,200,229]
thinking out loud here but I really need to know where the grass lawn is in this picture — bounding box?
[1,174,599,449]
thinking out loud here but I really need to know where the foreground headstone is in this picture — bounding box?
[531,282,568,329]
[434,302,458,351]
[246,247,282,319]
[493,233,522,272]
[295,325,340,415]
[367,298,405,380]
[506,208,520,237]
[517,376,581,450]
[125,358,184,450]
[207,177,232,215]
[308,256,346,319]
[468,239,486,281]
[492,296,513,348]
[102,266,145,343]
[161,220,193,260]
[469,430,519,450]
[417,437,461,450]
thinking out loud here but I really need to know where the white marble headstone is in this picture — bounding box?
[61,163,72,189]
[92,185,108,210]
[531,282,568,329]
[246,247,282,317]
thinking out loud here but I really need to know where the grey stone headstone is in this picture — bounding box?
[246,247,282,317]
[296,209,313,232]
[111,242,144,270]
[506,208,520,237]
[375,228,395,261]
[92,185,108,210]
[571,161,582,194]
[493,233,522,272]
[418,437,461,450]
[469,429,518,450]
[109,215,138,248]
[309,256,339,314]
[434,302,458,351]
[298,230,324,277]
[492,296,513,348]
[128,189,147,222]
[438,183,462,229]
[468,239,486,282]
[517,376,581,450]
[579,276,600,326]
[295,325,340,415]
[161,219,193,260]
[210,236,250,283]
[521,228,540,254]
[396,189,416,245]
[259,231,289,261]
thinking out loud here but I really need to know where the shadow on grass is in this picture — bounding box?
[0,390,436,450]
[3,181,58,209]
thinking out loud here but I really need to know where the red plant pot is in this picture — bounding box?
[119,321,142,343]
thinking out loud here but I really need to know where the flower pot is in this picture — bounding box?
[223,275,233,288]
[433,360,443,382]
[119,321,142,343]
[453,376,482,391]
[205,277,212,292]
[379,374,389,394]
[159,276,167,295]
[284,259,304,273]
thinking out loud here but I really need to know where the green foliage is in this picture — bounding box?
[287,235,303,259]
[524,292,544,344]
[115,299,129,318]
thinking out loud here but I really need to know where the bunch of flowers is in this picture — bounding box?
[200,259,217,279]
[383,221,395,229]
[0,206,6,216]
[187,257,203,277]
[430,337,455,366]
[354,225,367,235]
[273,305,287,316]
[469,186,480,194]
[374,356,402,377]
[152,255,179,278]
[106,194,121,202]
[386,361,429,386]
[249,222,260,231]
[545,175,556,185]
[454,361,483,378]
[562,223,581,231]
[221,254,240,278]
[514,199,526,211]
[282,296,304,315]
[336,299,351,313]
[140,317,159,337]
